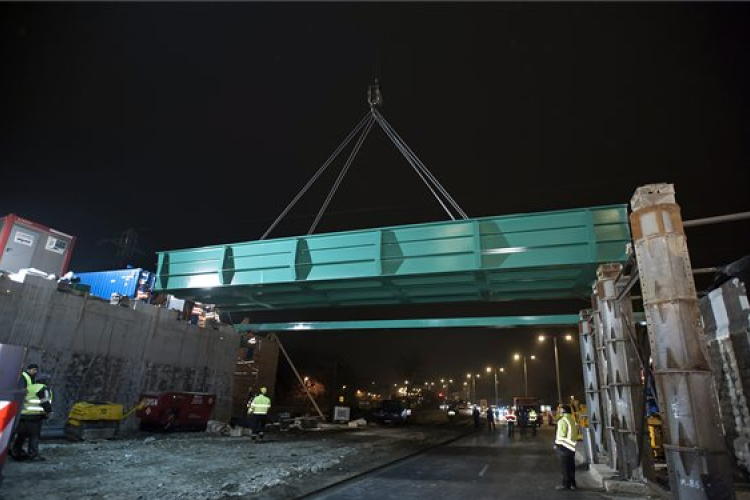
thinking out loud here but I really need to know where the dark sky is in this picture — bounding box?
[2,3,749,401]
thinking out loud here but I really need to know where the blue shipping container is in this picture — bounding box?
[75,268,155,301]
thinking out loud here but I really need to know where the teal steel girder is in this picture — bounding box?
[155,205,630,311]
[235,315,581,332]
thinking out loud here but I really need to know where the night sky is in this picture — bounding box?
[2,3,749,402]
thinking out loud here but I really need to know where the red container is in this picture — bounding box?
[136,392,216,431]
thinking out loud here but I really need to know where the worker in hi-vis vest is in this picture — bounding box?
[248,387,271,440]
[11,368,53,461]
[554,405,578,491]
[505,408,517,437]
[528,408,538,436]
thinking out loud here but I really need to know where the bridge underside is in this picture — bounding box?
[235,315,581,332]
[156,204,630,316]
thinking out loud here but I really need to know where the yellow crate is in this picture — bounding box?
[68,402,124,422]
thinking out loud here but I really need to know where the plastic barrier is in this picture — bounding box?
[0,344,26,487]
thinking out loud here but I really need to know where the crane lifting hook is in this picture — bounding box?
[367,79,383,110]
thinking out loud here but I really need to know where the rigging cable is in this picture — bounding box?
[308,114,377,235]
[261,112,372,240]
[374,109,468,219]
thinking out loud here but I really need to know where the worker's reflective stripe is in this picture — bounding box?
[21,398,45,415]
[555,415,577,451]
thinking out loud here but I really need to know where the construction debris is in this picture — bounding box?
[1,426,465,500]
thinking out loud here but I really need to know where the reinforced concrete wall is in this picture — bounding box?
[0,275,241,431]
[701,278,750,476]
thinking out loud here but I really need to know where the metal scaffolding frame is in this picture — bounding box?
[579,309,606,464]
[595,263,644,480]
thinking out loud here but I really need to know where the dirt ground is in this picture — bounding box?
[1,423,470,500]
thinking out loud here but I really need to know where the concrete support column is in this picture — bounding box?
[592,293,618,468]
[596,263,644,480]
[579,309,605,464]
[631,183,735,499]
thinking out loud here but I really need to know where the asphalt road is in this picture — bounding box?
[306,425,613,500]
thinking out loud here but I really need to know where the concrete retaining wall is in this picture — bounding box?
[0,275,240,431]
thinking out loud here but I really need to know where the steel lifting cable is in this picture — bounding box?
[260,112,372,240]
[381,111,469,219]
[377,112,468,219]
[308,115,377,235]
[375,110,469,219]
[372,112,457,221]
[373,112,460,220]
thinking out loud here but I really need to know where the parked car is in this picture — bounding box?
[371,400,411,424]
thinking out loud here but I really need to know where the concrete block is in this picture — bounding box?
[587,464,615,489]
[603,478,652,496]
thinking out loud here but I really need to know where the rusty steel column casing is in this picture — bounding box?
[596,263,644,480]
[631,184,735,500]
[579,309,606,464]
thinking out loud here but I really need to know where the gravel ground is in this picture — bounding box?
[1,424,470,500]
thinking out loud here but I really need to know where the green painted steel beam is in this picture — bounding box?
[156,205,631,311]
[235,315,581,332]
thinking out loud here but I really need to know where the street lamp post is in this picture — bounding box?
[539,334,573,405]
[487,367,496,406]
[514,354,536,396]
[486,367,504,407]
[466,373,480,402]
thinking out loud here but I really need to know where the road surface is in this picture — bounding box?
[306,425,621,499]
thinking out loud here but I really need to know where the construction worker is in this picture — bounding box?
[486,406,496,431]
[505,407,517,437]
[11,372,53,461]
[20,363,38,389]
[554,405,579,491]
[518,407,529,436]
[248,387,271,440]
[528,407,538,436]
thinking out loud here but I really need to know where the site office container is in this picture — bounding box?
[136,392,215,431]
[0,214,76,276]
[75,268,155,301]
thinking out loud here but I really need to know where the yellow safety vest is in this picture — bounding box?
[249,394,271,415]
[555,414,577,452]
[22,383,51,416]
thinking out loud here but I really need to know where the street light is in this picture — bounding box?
[539,333,574,405]
[485,366,505,407]
[466,373,480,402]
[513,354,536,396]
[487,366,497,407]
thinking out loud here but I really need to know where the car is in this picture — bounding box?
[371,400,410,424]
